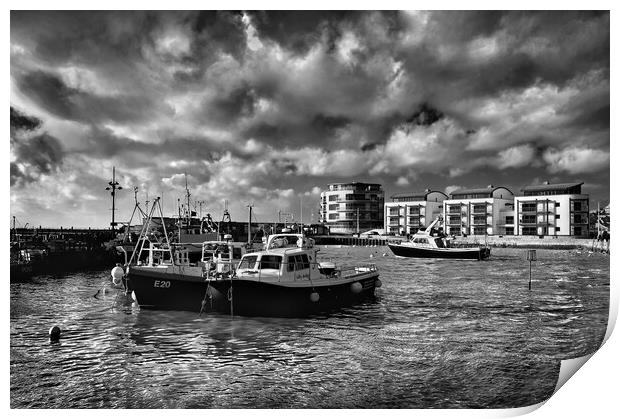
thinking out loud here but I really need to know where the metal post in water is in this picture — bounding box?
[526,249,537,290]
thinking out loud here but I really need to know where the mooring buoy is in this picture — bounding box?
[49,325,61,342]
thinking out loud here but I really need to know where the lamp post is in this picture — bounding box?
[105,166,123,232]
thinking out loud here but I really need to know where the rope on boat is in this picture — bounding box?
[199,277,214,317]
[228,276,234,317]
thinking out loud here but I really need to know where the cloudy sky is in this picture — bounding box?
[10,10,610,228]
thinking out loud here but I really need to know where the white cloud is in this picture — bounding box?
[444,185,463,195]
[495,144,536,169]
[395,176,409,186]
[543,147,610,174]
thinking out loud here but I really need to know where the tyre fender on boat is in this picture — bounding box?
[350,282,362,294]
[111,265,124,286]
[310,292,320,303]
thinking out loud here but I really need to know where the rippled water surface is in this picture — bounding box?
[10,247,609,408]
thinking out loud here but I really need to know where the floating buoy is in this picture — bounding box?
[49,325,61,342]
[375,279,382,288]
[382,253,387,257]
[111,265,124,286]
[369,254,374,258]
[350,282,362,294]
[310,292,320,303]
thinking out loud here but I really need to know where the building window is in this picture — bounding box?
[473,226,487,235]
[505,227,514,235]
[556,202,560,207]
[521,215,536,224]
[556,214,560,219]
[505,216,514,224]
[328,204,338,211]
[522,227,537,235]
[328,213,338,220]
[521,202,536,212]
[328,195,338,201]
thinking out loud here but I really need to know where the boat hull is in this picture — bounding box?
[388,243,490,260]
[127,267,380,317]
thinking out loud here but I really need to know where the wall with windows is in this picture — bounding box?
[319,182,384,234]
[384,191,447,235]
[514,194,589,237]
[442,197,514,236]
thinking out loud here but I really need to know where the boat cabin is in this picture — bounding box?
[236,234,322,282]
[410,235,447,248]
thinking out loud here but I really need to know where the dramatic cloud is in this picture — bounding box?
[10,11,609,227]
[543,147,610,174]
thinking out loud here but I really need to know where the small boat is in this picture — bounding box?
[387,217,490,260]
[127,233,380,317]
[120,198,381,316]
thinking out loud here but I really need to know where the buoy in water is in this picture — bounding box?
[375,279,382,288]
[310,292,320,303]
[369,254,374,258]
[49,325,61,342]
[350,282,362,294]
[382,253,387,257]
[111,265,124,286]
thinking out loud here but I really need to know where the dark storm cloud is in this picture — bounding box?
[10,106,41,132]
[77,126,226,166]
[16,70,173,124]
[10,107,65,186]
[248,11,354,55]
[11,133,64,186]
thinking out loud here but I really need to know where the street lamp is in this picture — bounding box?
[105,166,123,231]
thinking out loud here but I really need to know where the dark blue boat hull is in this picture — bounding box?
[128,269,380,317]
[388,243,490,260]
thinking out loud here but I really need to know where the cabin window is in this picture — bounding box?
[238,255,258,270]
[288,254,310,271]
[413,238,428,244]
[259,255,282,270]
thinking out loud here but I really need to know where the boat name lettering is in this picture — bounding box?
[154,280,171,288]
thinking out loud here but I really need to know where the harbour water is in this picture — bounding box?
[10,247,609,409]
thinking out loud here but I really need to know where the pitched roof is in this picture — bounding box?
[449,186,512,196]
[390,190,447,200]
[521,182,583,192]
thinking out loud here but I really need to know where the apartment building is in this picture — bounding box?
[443,186,515,236]
[319,182,384,234]
[515,182,589,237]
[384,190,447,235]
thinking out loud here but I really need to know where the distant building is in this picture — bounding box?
[515,182,589,237]
[384,190,447,235]
[319,182,384,234]
[443,185,515,236]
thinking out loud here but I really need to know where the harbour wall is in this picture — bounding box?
[312,234,605,250]
[451,235,603,250]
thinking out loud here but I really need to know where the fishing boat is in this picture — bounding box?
[118,198,381,317]
[388,217,491,260]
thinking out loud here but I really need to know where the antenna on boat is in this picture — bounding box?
[246,203,254,244]
[105,166,123,232]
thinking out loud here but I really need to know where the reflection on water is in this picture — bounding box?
[10,247,609,408]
